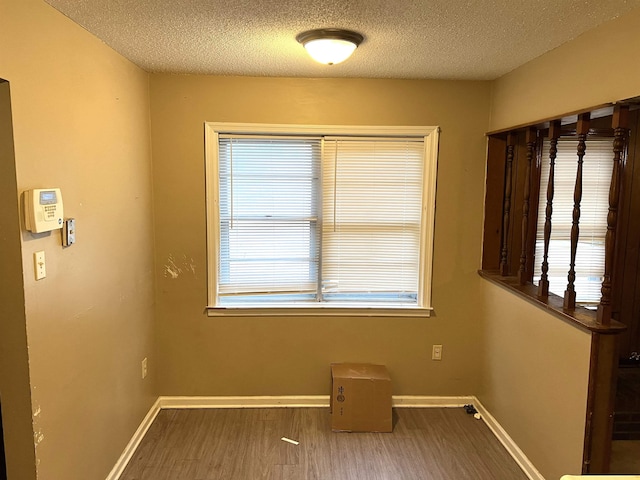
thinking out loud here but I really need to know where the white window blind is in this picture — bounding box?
[217,136,321,302]
[321,138,424,303]
[533,136,613,304]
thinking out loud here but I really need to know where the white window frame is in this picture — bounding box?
[204,123,439,317]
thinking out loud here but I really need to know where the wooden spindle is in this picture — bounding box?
[564,113,590,310]
[500,132,517,276]
[597,105,629,325]
[519,127,537,284]
[538,121,561,297]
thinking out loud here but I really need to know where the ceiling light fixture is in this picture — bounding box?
[296,28,364,65]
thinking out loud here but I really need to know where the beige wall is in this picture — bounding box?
[0,81,37,480]
[490,7,640,131]
[149,75,492,396]
[478,282,592,479]
[0,1,156,479]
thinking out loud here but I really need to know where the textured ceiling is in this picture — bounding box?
[44,0,640,80]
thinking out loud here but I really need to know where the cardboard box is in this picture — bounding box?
[330,363,392,433]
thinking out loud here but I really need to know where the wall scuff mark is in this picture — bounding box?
[33,403,44,447]
[163,254,197,279]
[164,254,180,279]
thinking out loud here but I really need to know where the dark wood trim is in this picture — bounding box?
[509,135,528,279]
[486,104,613,136]
[564,113,590,310]
[482,136,507,271]
[582,333,620,474]
[587,128,616,136]
[598,106,630,325]
[538,121,561,298]
[500,133,517,275]
[613,109,640,358]
[518,127,536,284]
[478,270,627,334]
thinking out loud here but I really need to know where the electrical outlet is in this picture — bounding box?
[432,344,443,361]
[141,357,148,379]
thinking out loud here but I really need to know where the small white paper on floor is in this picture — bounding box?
[281,437,299,445]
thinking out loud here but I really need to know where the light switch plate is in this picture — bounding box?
[34,251,46,280]
[63,218,75,246]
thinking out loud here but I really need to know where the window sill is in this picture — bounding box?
[205,304,433,318]
[478,270,626,334]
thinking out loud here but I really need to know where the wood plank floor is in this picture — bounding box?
[610,440,640,474]
[119,408,528,480]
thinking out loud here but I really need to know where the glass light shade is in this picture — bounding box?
[303,38,358,65]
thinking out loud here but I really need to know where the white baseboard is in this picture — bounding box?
[392,395,475,407]
[105,397,161,480]
[472,396,545,480]
[158,395,330,409]
[107,395,542,480]
[155,394,475,409]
